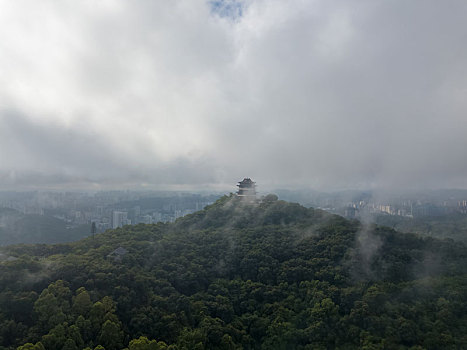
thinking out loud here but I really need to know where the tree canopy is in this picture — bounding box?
[0,195,466,349]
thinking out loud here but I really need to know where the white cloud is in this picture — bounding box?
[1,0,467,190]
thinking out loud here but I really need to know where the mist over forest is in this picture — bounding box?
[2,0,467,349]
[1,195,467,349]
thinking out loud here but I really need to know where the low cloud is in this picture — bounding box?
[1,0,467,190]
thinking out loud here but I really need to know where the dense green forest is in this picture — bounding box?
[1,195,467,349]
[0,208,89,246]
[374,212,467,243]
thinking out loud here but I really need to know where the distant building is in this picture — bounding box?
[139,215,152,224]
[112,211,128,229]
[237,178,257,199]
[458,200,467,214]
[344,206,358,218]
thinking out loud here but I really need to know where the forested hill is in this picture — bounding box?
[0,208,90,246]
[1,195,467,350]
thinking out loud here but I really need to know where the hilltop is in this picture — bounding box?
[1,195,467,349]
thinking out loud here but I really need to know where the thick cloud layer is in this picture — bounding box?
[1,0,467,190]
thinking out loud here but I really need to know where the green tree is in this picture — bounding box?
[98,320,123,350]
[16,342,45,350]
[33,291,66,331]
[72,288,92,317]
[62,338,78,350]
[128,336,168,350]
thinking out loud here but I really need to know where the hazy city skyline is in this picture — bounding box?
[1,1,467,191]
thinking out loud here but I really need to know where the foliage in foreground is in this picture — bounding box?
[0,195,466,349]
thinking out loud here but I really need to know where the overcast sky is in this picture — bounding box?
[1,0,467,191]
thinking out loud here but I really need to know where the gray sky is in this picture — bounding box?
[1,0,467,191]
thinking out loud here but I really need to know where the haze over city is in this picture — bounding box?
[1,0,467,191]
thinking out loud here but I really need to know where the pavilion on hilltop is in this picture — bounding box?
[237,178,257,199]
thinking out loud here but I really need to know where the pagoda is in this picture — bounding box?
[237,178,257,199]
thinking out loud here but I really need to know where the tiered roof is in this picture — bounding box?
[237,178,257,197]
